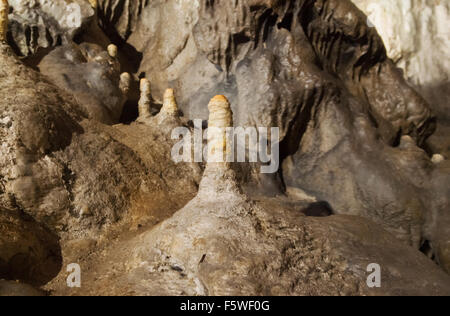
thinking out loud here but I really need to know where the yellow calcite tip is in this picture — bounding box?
[211,95,228,103]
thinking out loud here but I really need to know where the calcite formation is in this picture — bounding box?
[0,0,7,42]
[155,88,180,124]
[1,0,450,296]
[119,72,131,95]
[206,95,233,164]
[107,43,117,58]
[161,89,178,116]
[90,94,449,296]
[432,154,446,164]
[138,78,152,120]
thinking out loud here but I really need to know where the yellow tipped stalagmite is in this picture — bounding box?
[138,78,152,120]
[107,44,118,58]
[0,0,8,42]
[207,95,233,163]
[119,72,131,96]
[161,89,179,116]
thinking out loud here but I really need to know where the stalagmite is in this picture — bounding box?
[432,154,445,164]
[138,78,152,121]
[207,95,233,164]
[107,44,118,58]
[156,88,180,124]
[161,89,179,116]
[198,95,241,197]
[119,72,131,96]
[0,0,8,42]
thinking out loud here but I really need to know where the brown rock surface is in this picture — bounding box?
[0,0,449,296]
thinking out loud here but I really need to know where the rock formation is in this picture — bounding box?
[0,208,61,286]
[137,78,152,122]
[107,43,117,58]
[38,42,125,124]
[119,72,131,96]
[7,0,96,56]
[102,0,448,259]
[44,95,450,296]
[0,0,449,296]
[351,0,450,122]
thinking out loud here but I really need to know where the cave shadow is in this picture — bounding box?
[301,201,334,217]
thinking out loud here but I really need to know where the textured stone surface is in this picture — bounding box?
[7,0,96,56]
[0,208,61,286]
[38,42,126,124]
[0,43,201,241]
[1,0,449,296]
[0,280,45,296]
[45,135,450,296]
[0,0,7,42]
[110,0,444,252]
[351,0,450,122]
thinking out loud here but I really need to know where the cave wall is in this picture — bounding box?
[351,0,450,122]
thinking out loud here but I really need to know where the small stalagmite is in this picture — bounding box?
[107,44,118,58]
[138,78,152,120]
[432,154,445,164]
[0,0,8,42]
[119,72,131,96]
[161,89,179,116]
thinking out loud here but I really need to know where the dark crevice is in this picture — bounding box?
[97,2,143,73]
[302,201,334,217]
[120,100,139,124]
[278,12,293,31]
[420,240,436,262]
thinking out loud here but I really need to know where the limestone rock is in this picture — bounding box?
[111,0,435,246]
[351,0,450,122]
[0,208,61,286]
[1,42,201,240]
[137,78,152,121]
[38,42,125,124]
[7,0,96,56]
[0,280,45,296]
[97,0,149,41]
[0,0,7,42]
[1,0,449,296]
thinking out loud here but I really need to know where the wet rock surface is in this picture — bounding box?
[0,0,449,296]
